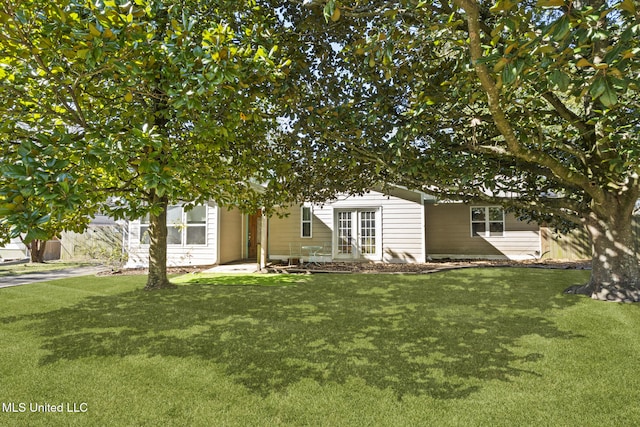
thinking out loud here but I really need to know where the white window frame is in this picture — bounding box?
[301,205,313,238]
[183,205,207,246]
[470,206,505,238]
[139,204,208,246]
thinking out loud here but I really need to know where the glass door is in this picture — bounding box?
[337,211,353,256]
[335,209,379,259]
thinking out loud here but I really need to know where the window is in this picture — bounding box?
[139,205,207,245]
[140,215,150,245]
[360,211,376,254]
[471,207,504,237]
[185,205,207,244]
[337,211,352,254]
[166,205,183,245]
[301,206,312,238]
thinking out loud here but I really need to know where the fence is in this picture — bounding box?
[60,224,127,267]
[540,217,640,260]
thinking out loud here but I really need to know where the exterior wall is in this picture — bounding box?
[268,204,333,263]
[268,189,425,263]
[425,203,541,260]
[0,237,60,261]
[218,207,244,264]
[0,238,28,261]
[127,201,219,267]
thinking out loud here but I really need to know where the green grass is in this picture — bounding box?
[1,268,640,426]
[0,261,96,277]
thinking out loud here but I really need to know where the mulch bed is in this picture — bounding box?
[97,265,216,276]
[99,259,590,276]
[270,259,591,274]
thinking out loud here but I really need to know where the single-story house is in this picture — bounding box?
[125,187,546,267]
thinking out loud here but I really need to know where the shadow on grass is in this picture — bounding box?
[2,269,585,400]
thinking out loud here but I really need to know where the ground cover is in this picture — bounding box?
[1,268,639,426]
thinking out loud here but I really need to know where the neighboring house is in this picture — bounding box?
[124,187,549,267]
[0,237,29,262]
[0,236,60,262]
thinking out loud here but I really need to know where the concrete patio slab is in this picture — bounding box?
[202,262,260,274]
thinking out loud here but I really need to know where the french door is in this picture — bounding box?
[335,209,380,260]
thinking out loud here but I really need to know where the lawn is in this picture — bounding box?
[1,268,639,426]
[0,261,96,277]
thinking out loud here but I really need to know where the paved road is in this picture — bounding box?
[0,266,106,289]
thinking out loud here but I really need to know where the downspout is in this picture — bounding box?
[421,194,428,262]
[215,203,221,265]
[259,208,268,271]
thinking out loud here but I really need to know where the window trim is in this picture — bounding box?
[138,204,208,246]
[470,206,505,238]
[301,205,313,238]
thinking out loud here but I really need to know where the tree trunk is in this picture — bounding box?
[571,209,640,302]
[29,239,47,263]
[145,194,173,290]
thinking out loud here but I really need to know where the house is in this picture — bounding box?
[125,187,546,267]
[268,187,427,263]
[126,203,259,268]
[424,202,542,260]
[0,237,28,262]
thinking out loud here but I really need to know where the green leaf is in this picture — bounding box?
[24,227,49,243]
[550,69,570,91]
[619,0,636,15]
[589,76,607,99]
[599,79,618,107]
[551,16,570,41]
[502,63,517,85]
[537,0,565,7]
[323,0,336,23]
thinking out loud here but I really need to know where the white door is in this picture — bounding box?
[335,209,381,260]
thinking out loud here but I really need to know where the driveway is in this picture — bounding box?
[0,266,106,289]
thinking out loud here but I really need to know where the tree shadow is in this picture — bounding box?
[2,269,584,400]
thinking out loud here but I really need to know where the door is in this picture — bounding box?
[335,209,380,260]
[248,212,259,260]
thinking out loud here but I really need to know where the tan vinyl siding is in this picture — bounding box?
[426,204,540,260]
[268,206,332,261]
[218,207,243,264]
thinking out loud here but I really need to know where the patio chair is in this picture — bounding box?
[317,242,332,264]
[288,243,302,266]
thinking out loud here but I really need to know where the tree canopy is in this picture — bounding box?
[274,0,640,301]
[0,0,290,286]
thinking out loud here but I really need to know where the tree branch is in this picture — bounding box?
[452,0,605,204]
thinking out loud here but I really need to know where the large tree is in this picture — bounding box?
[0,0,289,288]
[275,0,640,301]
